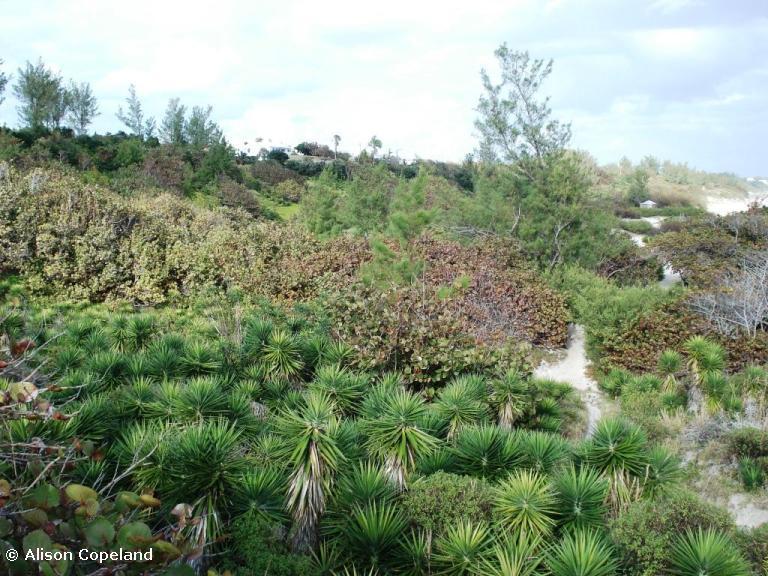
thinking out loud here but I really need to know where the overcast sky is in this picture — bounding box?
[1,0,766,175]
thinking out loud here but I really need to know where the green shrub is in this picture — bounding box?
[609,490,735,576]
[224,513,319,576]
[273,179,305,203]
[733,524,768,576]
[619,219,654,235]
[0,168,364,305]
[329,281,525,386]
[738,457,765,490]
[619,386,669,441]
[728,427,768,459]
[650,210,768,288]
[548,265,676,366]
[400,472,494,536]
[329,238,566,385]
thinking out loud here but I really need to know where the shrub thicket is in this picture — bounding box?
[609,490,735,576]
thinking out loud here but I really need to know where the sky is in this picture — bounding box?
[1,0,767,175]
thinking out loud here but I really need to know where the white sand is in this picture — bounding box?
[706,192,768,216]
[728,493,768,528]
[534,325,603,436]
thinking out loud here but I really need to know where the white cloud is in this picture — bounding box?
[700,93,746,107]
[650,0,700,14]
[630,27,719,60]
[0,0,766,174]
[610,95,650,115]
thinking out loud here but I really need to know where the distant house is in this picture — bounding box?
[639,199,658,209]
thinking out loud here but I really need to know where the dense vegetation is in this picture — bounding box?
[0,49,766,575]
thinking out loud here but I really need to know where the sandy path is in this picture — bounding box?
[706,191,768,216]
[534,325,604,436]
[621,218,681,287]
[728,494,768,528]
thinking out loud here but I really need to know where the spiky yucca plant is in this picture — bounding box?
[599,368,631,399]
[683,336,725,388]
[734,365,768,416]
[398,529,431,576]
[494,469,557,536]
[310,364,366,415]
[145,340,184,380]
[0,306,25,343]
[108,314,132,352]
[141,381,180,420]
[432,520,493,575]
[250,434,284,467]
[341,503,408,571]
[490,370,527,429]
[112,421,165,480]
[364,390,437,490]
[658,349,682,393]
[180,341,222,375]
[434,376,488,439]
[534,397,564,433]
[735,364,768,398]
[126,314,157,350]
[55,369,101,401]
[420,406,450,438]
[301,332,332,369]
[359,375,402,419]
[285,313,308,333]
[171,376,230,423]
[334,462,397,511]
[261,328,304,380]
[313,540,343,575]
[738,457,764,490]
[644,446,681,497]
[518,430,569,474]
[64,394,119,441]
[125,353,148,380]
[452,425,519,480]
[325,340,356,367]
[450,374,488,398]
[65,317,100,346]
[529,378,573,429]
[335,418,367,462]
[231,467,287,523]
[333,566,380,576]
[70,458,110,490]
[669,528,750,576]
[476,531,543,576]
[278,391,344,552]
[546,529,617,576]
[85,350,129,391]
[147,419,246,551]
[699,348,726,381]
[54,346,83,374]
[117,376,155,419]
[241,316,274,358]
[584,418,648,513]
[584,418,647,477]
[553,466,608,532]
[416,447,455,475]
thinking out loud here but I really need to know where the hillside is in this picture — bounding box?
[1,50,767,576]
